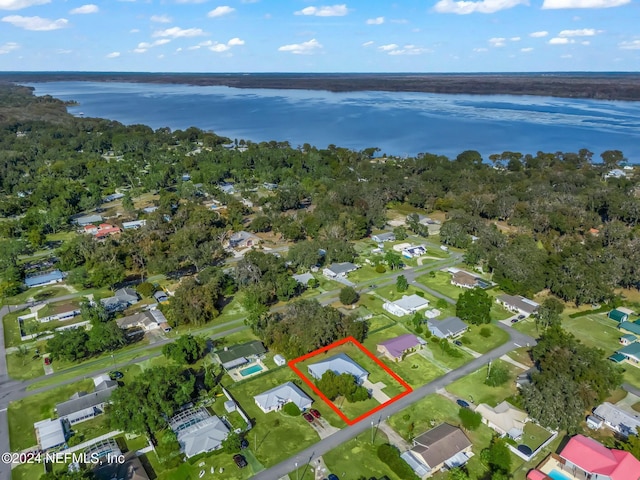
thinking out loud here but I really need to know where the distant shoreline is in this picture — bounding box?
[2,72,640,101]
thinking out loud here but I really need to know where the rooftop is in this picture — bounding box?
[325,262,358,275]
[393,294,429,311]
[378,334,422,358]
[560,434,640,480]
[412,423,472,469]
[217,341,266,365]
[308,353,368,380]
[254,382,313,411]
[593,402,640,436]
[497,294,540,314]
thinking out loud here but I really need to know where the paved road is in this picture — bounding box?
[253,323,535,480]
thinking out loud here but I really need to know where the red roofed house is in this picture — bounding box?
[95,224,121,239]
[527,434,640,480]
[83,224,98,234]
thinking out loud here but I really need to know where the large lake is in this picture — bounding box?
[29,81,640,159]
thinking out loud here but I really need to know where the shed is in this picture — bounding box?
[274,354,286,366]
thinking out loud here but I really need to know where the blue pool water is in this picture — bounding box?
[240,364,263,377]
[548,469,572,480]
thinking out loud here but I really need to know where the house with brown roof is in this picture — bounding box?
[401,423,473,478]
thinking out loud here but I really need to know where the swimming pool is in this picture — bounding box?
[548,469,572,480]
[240,364,263,377]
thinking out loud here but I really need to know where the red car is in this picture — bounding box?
[310,409,321,419]
[44,357,52,365]
[302,412,314,423]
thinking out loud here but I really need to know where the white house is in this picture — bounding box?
[383,294,430,317]
[592,402,640,437]
[254,382,313,413]
[371,232,396,243]
[308,353,369,384]
[401,245,427,258]
[497,294,539,316]
[122,220,146,230]
[169,408,230,458]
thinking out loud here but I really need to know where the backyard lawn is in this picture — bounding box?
[521,422,554,451]
[2,309,28,347]
[417,271,462,300]
[8,379,94,450]
[322,433,402,480]
[562,314,621,355]
[71,414,113,443]
[459,323,510,354]
[446,359,521,407]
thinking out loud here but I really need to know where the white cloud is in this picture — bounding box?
[204,37,246,52]
[510,36,521,41]
[378,43,398,51]
[1,15,68,30]
[521,47,534,52]
[489,37,506,47]
[0,0,49,10]
[388,44,429,55]
[366,16,384,24]
[0,41,19,53]
[69,4,98,14]
[619,39,640,50]
[175,0,208,3]
[208,6,235,17]
[433,0,527,14]
[473,47,488,52]
[529,30,548,37]
[134,39,171,53]
[106,51,120,58]
[227,37,244,46]
[209,43,229,52]
[542,0,629,7]
[548,37,574,44]
[153,27,206,38]
[362,40,374,47]
[278,38,323,54]
[559,28,600,36]
[294,4,349,16]
[151,14,172,23]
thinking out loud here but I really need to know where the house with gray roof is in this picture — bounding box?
[427,317,468,339]
[292,273,315,285]
[475,401,528,440]
[34,418,67,451]
[497,294,539,316]
[115,311,161,332]
[593,402,640,437]
[55,374,118,425]
[216,340,267,370]
[254,382,313,413]
[169,407,230,458]
[371,232,396,243]
[308,353,368,384]
[100,287,139,312]
[383,294,430,317]
[25,270,64,288]
[228,230,260,249]
[323,262,358,278]
[74,214,103,226]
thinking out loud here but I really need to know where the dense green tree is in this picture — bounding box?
[396,275,408,292]
[315,370,369,402]
[221,431,243,453]
[339,286,359,305]
[485,362,511,387]
[533,297,565,331]
[47,328,90,361]
[458,407,482,431]
[456,288,491,325]
[162,334,206,364]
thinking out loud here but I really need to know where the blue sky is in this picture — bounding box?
[0,0,638,72]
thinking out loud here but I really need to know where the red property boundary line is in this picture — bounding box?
[288,336,413,425]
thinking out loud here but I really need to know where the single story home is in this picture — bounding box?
[274,354,286,367]
[496,294,539,316]
[228,230,260,249]
[103,193,125,203]
[36,301,82,323]
[403,423,473,478]
[592,402,640,437]
[153,290,169,303]
[451,271,481,289]
[618,321,640,336]
[94,224,122,239]
[475,401,528,440]
[427,317,468,339]
[122,220,146,230]
[219,183,235,194]
[377,334,425,361]
[323,262,358,278]
[143,206,158,214]
[401,245,427,258]
[527,434,640,480]
[617,342,640,365]
[115,312,160,332]
[101,287,139,312]
[609,309,631,323]
[383,294,430,317]
[73,214,103,226]
[55,374,118,425]
[292,273,315,285]
[308,353,369,384]
[254,382,313,413]
[216,340,267,370]
[620,334,637,346]
[424,308,441,319]
[34,418,67,451]
[25,270,64,288]
[169,407,230,458]
[371,232,396,243]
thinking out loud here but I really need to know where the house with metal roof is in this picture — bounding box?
[34,418,67,451]
[427,317,468,339]
[377,334,425,361]
[371,232,396,243]
[475,401,529,440]
[55,375,118,425]
[169,407,230,458]
[254,382,313,413]
[593,402,640,438]
[323,262,358,278]
[25,270,64,288]
[292,273,315,285]
[228,230,260,249]
[497,294,539,316]
[216,340,267,370]
[122,220,146,230]
[308,353,369,384]
[101,288,139,312]
[620,334,637,346]
[618,321,640,336]
[73,214,103,226]
[383,294,430,317]
[36,301,81,323]
[617,342,640,366]
[402,423,473,478]
[609,309,630,323]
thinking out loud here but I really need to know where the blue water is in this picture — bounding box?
[548,469,572,480]
[28,81,640,159]
[240,364,263,377]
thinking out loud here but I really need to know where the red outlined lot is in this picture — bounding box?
[288,336,413,425]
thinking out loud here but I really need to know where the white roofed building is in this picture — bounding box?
[254,382,313,413]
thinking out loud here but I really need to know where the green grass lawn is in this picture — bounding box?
[563,314,621,355]
[427,341,475,370]
[490,301,515,321]
[622,365,640,389]
[146,447,255,480]
[2,285,71,307]
[506,347,534,367]
[348,265,389,285]
[8,379,94,450]
[446,360,520,407]
[7,347,47,380]
[368,314,396,333]
[417,271,462,300]
[388,394,494,480]
[71,414,114,443]
[512,318,539,338]
[459,324,510,354]
[225,364,344,468]
[9,462,46,480]
[373,285,427,304]
[322,432,402,480]
[2,309,28,347]
[521,422,553,451]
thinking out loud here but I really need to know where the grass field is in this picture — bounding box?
[521,422,554,451]
[446,359,521,407]
[8,379,94,450]
[2,309,28,347]
[459,323,510,354]
[417,271,462,300]
[562,314,621,355]
[9,462,45,480]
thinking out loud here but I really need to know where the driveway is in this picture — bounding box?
[362,380,391,403]
[309,417,340,440]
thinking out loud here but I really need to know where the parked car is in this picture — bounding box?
[328,475,340,480]
[510,318,519,324]
[456,399,470,408]
[44,357,51,365]
[518,314,526,319]
[310,409,321,418]
[453,340,463,346]
[240,438,249,450]
[109,371,124,379]
[233,454,247,468]
[303,412,314,423]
